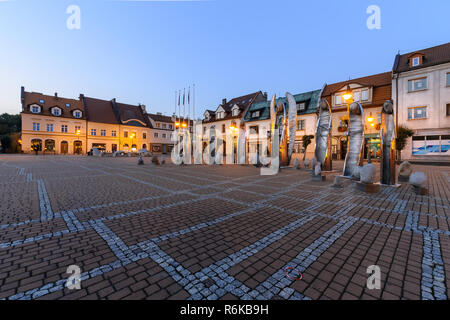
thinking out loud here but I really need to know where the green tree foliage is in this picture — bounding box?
[0,113,21,153]
[302,135,315,160]
[396,125,414,152]
[395,125,414,161]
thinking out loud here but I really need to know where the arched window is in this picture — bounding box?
[31,139,42,152]
[142,144,147,150]
[45,139,55,152]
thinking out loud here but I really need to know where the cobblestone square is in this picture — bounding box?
[0,155,449,300]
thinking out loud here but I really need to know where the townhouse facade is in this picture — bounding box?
[321,72,392,161]
[201,91,267,163]
[21,87,175,155]
[392,42,450,160]
[242,89,322,163]
[147,113,177,154]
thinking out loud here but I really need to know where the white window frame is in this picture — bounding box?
[73,110,82,118]
[52,108,61,116]
[412,57,420,67]
[297,103,306,112]
[91,129,97,136]
[111,130,117,137]
[251,111,260,118]
[61,125,68,133]
[154,132,158,138]
[33,123,40,131]
[446,73,450,87]
[101,130,106,137]
[408,77,428,92]
[31,105,41,114]
[408,106,428,120]
[47,124,53,132]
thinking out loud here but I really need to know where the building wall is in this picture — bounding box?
[21,113,87,154]
[393,62,450,160]
[294,113,317,161]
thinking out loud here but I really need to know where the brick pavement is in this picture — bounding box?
[0,154,449,300]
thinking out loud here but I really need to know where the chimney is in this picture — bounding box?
[263,92,268,100]
[156,112,162,115]
[55,92,58,99]
[222,98,227,105]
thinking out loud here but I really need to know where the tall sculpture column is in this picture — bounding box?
[315,99,332,171]
[343,102,365,177]
[380,100,396,185]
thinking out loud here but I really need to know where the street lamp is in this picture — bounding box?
[342,85,353,103]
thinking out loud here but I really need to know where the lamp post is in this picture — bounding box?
[342,85,353,161]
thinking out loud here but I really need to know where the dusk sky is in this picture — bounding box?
[0,0,449,116]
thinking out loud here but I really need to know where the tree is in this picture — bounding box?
[0,113,21,134]
[0,113,21,153]
[396,125,414,161]
[302,135,315,161]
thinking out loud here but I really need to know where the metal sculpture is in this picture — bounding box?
[286,92,298,164]
[343,102,365,177]
[380,100,396,185]
[314,99,332,169]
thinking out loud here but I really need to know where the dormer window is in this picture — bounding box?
[408,53,424,68]
[232,108,239,116]
[31,105,41,114]
[51,107,62,116]
[251,111,260,118]
[73,110,82,118]
[297,103,306,111]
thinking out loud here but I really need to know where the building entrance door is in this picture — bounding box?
[60,141,68,154]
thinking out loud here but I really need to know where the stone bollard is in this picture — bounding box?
[152,155,160,165]
[293,158,300,170]
[138,155,144,165]
[311,162,326,182]
[355,164,380,193]
[398,161,412,183]
[333,176,344,188]
[303,158,309,169]
[409,172,428,195]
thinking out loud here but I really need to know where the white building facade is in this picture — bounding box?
[392,42,450,161]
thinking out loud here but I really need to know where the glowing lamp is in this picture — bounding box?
[342,85,353,102]
[181,123,187,128]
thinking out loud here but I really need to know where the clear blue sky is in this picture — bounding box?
[0,0,449,116]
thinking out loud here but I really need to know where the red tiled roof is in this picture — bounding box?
[115,102,148,127]
[22,91,85,119]
[393,42,450,73]
[82,97,118,124]
[322,72,392,97]
[203,91,263,123]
